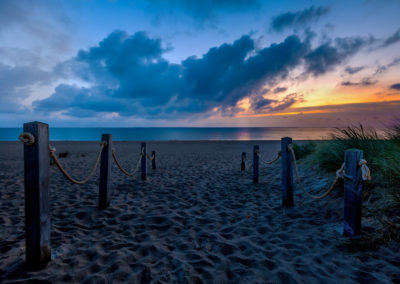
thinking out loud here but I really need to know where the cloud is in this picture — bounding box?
[273,87,287,93]
[270,6,330,32]
[345,66,365,74]
[341,78,377,87]
[382,28,400,47]
[390,83,400,90]
[375,57,400,74]
[145,0,260,25]
[33,28,376,120]
[304,36,375,76]
[0,0,72,54]
[35,30,312,118]
[0,62,52,112]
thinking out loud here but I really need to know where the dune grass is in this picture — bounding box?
[301,123,400,250]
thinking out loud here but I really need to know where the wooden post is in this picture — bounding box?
[241,152,246,171]
[99,134,112,209]
[253,146,259,183]
[151,151,156,170]
[141,142,147,180]
[281,137,294,207]
[343,149,363,237]
[23,121,51,270]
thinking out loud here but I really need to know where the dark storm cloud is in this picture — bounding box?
[382,28,400,47]
[341,78,377,87]
[390,83,400,90]
[270,6,330,32]
[34,31,312,118]
[304,36,375,76]
[345,66,365,74]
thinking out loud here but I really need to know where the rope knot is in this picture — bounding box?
[49,145,56,154]
[336,163,345,179]
[358,159,371,181]
[18,132,35,146]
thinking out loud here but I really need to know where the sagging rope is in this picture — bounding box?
[287,144,371,199]
[257,150,281,165]
[288,144,345,200]
[49,143,105,185]
[146,153,155,161]
[112,148,143,176]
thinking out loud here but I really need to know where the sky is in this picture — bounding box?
[1,0,400,127]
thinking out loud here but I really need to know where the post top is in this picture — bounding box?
[344,148,363,153]
[282,137,292,141]
[23,121,48,127]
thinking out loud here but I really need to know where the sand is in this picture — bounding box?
[0,141,399,283]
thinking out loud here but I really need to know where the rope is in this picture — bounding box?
[288,144,345,200]
[146,153,155,161]
[18,132,35,146]
[359,159,371,181]
[112,149,142,176]
[257,151,281,165]
[49,143,105,185]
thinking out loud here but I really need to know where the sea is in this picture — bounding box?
[0,127,335,141]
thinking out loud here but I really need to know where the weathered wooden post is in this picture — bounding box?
[23,121,51,270]
[253,146,259,183]
[281,137,294,207]
[343,149,363,237]
[141,142,147,180]
[99,134,112,209]
[151,151,156,170]
[241,152,246,171]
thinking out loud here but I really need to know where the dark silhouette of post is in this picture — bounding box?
[281,137,294,207]
[23,121,51,270]
[241,152,246,171]
[343,149,363,237]
[141,142,147,180]
[99,134,112,209]
[253,146,259,183]
[151,151,156,170]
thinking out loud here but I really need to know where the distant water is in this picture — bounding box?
[0,127,335,141]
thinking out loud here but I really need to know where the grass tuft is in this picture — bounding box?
[292,142,316,160]
[58,151,69,158]
[309,123,400,250]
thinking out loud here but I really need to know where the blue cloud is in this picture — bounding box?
[34,29,376,118]
[382,28,400,47]
[345,66,365,74]
[271,6,330,32]
[390,83,400,90]
[0,62,51,113]
[304,36,374,76]
[145,0,260,24]
[35,31,312,118]
[341,78,377,87]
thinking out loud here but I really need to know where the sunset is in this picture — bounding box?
[1,1,400,283]
[1,0,399,127]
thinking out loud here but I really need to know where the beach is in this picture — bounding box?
[0,141,399,283]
